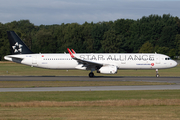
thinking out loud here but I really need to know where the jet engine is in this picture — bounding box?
[97,65,117,74]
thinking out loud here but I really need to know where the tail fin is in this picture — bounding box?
[7,31,33,54]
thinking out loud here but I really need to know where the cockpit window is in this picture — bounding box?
[165,58,171,60]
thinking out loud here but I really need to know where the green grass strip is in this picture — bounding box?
[0,90,180,102]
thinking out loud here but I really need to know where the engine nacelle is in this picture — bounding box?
[97,65,117,74]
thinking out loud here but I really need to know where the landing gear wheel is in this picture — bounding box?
[156,74,159,78]
[89,72,94,78]
[155,69,159,78]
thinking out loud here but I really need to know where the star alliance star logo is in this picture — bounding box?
[12,42,23,53]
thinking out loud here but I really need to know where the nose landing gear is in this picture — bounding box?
[156,69,159,78]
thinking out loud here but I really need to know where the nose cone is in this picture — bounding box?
[166,60,178,68]
[172,60,178,67]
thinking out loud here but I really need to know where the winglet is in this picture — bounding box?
[67,48,74,58]
[71,49,76,54]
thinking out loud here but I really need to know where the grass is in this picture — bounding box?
[0,62,180,119]
[0,90,180,119]
[0,90,180,102]
[0,62,180,76]
[1,99,180,107]
[0,106,179,120]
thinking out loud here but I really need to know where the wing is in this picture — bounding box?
[67,48,103,69]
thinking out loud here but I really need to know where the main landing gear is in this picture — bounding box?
[89,72,94,78]
[156,69,159,78]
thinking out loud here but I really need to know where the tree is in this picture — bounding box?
[158,26,177,48]
[34,29,56,53]
[91,22,109,53]
[169,49,176,58]
[5,20,36,50]
[114,19,134,36]
[175,34,180,56]
[102,29,123,53]
[174,16,180,34]
[0,24,10,60]
[139,41,153,53]
[0,14,179,60]
[156,47,169,55]
[81,22,94,53]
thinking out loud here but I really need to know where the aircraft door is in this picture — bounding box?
[32,55,37,65]
[120,55,126,64]
[156,55,160,64]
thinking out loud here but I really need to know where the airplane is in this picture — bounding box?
[4,31,178,77]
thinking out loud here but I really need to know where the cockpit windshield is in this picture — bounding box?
[165,58,172,60]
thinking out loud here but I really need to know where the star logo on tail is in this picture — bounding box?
[12,42,23,53]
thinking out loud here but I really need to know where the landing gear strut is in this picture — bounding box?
[156,69,159,78]
[89,72,94,78]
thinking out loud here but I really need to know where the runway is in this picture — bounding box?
[0,76,180,92]
[1,76,180,83]
[0,85,180,92]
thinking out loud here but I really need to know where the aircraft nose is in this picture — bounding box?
[173,60,178,67]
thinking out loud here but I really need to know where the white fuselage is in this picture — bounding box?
[4,53,177,70]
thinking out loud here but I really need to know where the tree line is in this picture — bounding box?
[0,14,180,60]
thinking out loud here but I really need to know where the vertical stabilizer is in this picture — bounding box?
[7,31,33,54]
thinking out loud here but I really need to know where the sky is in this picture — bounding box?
[0,0,180,25]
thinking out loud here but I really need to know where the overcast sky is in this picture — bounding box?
[0,0,180,25]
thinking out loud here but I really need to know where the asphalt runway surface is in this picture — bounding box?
[0,76,180,92]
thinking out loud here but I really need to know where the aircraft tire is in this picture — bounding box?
[89,72,94,78]
[156,74,159,78]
